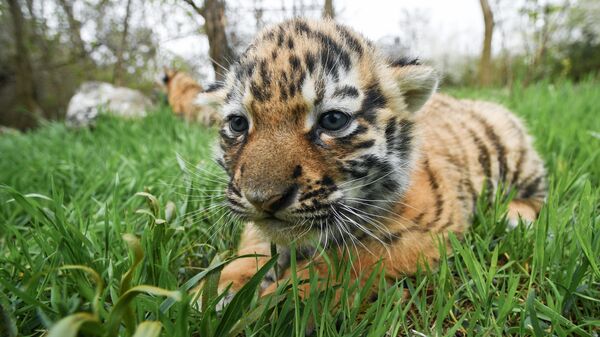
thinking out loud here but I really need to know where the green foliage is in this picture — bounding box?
[1,81,599,336]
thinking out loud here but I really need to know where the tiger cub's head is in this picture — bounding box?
[197,19,438,244]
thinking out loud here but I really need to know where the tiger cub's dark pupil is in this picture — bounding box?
[230,116,249,133]
[319,111,350,131]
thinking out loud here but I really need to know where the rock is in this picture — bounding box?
[0,126,20,135]
[66,82,153,127]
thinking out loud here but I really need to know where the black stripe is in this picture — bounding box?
[292,165,303,178]
[424,159,444,224]
[288,81,298,97]
[438,220,453,233]
[228,182,241,197]
[298,186,336,202]
[292,203,332,213]
[250,81,270,102]
[334,23,364,55]
[467,129,492,180]
[279,79,288,100]
[289,55,301,71]
[224,89,236,104]
[381,230,403,245]
[277,29,285,47]
[304,52,316,74]
[469,112,509,182]
[294,19,312,35]
[354,139,375,149]
[227,196,244,208]
[278,73,289,100]
[259,60,270,85]
[314,32,351,71]
[384,117,397,149]
[362,154,388,171]
[396,119,414,160]
[381,178,399,193]
[291,20,352,73]
[511,147,527,186]
[319,47,340,81]
[332,85,359,99]
[521,175,544,199]
[336,124,368,143]
[356,83,387,124]
[245,61,256,78]
[440,119,478,214]
[412,212,426,225]
[341,167,368,179]
[390,57,420,67]
[321,176,335,186]
[204,82,224,93]
[465,126,493,201]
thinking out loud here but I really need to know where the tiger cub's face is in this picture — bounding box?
[198,19,438,244]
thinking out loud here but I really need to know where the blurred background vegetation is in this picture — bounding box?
[0,0,598,130]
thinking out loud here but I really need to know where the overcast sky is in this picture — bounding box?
[165,1,484,53]
[339,0,485,53]
[155,0,520,82]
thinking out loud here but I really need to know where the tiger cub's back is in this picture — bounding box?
[400,93,547,235]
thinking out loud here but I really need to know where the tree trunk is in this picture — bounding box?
[183,0,235,82]
[323,0,334,19]
[113,0,133,86]
[478,0,494,86]
[6,0,41,129]
[56,0,87,58]
[25,0,65,119]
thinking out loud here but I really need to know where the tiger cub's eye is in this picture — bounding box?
[229,116,249,133]
[319,110,351,131]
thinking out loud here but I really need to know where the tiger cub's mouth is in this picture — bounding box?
[253,216,290,228]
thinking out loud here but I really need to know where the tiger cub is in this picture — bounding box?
[162,68,220,126]
[193,19,547,298]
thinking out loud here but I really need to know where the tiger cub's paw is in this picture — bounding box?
[215,290,236,311]
[211,255,271,310]
[506,199,539,229]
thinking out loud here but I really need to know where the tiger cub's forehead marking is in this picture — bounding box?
[223,19,369,129]
[302,66,363,130]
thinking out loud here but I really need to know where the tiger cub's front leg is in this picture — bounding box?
[217,223,273,295]
[218,224,318,296]
[219,222,446,301]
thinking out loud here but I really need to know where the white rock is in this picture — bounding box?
[66,82,153,126]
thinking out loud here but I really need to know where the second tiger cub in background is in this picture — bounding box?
[162,69,221,126]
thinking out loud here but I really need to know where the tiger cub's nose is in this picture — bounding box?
[245,184,298,213]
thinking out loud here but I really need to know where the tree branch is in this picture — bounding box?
[181,0,205,16]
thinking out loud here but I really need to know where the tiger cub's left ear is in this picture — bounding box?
[390,61,439,113]
[194,84,227,113]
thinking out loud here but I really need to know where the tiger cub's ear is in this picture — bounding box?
[193,84,226,116]
[390,59,439,113]
[163,67,178,85]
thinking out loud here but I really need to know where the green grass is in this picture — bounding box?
[1,80,599,336]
